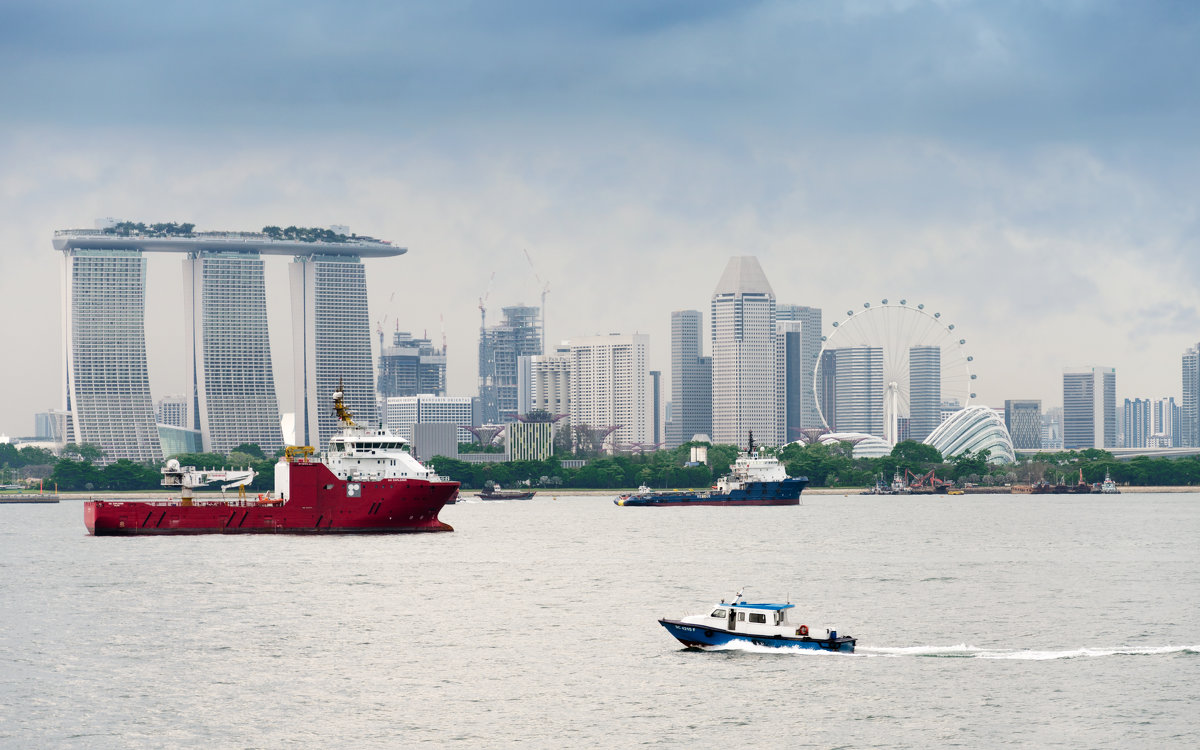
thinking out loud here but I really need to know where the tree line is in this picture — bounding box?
[6,439,1200,494]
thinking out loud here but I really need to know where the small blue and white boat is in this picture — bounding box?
[659,591,856,652]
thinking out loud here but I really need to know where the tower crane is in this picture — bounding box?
[523,249,550,354]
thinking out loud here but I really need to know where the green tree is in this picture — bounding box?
[231,443,266,460]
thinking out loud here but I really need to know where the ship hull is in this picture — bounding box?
[615,478,808,507]
[659,620,855,652]
[85,462,456,536]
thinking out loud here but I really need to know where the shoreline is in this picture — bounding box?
[13,485,1200,502]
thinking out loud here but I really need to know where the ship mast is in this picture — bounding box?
[332,377,356,427]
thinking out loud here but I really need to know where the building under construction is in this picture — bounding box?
[478,305,542,423]
[378,331,446,399]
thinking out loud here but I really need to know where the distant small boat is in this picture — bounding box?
[659,589,856,652]
[1099,470,1120,495]
[476,484,536,500]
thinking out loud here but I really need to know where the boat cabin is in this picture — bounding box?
[323,429,441,482]
[690,601,796,634]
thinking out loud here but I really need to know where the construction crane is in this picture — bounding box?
[523,249,550,353]
[478,271,496,331]
[375,314,389,350]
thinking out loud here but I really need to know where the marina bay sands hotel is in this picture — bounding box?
[54,225,404,462]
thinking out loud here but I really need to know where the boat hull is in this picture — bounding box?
[85,462,456,536]
[616,478,808,506]
[659,619,855,652]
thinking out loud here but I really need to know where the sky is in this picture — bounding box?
[2,0,1199,436]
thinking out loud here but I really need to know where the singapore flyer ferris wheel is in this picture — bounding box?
[814,299,977,445]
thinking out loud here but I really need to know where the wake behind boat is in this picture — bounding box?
[659,590,856,652]
[615,432,807,506]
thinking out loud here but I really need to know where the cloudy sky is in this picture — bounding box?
[2,0,1198,436]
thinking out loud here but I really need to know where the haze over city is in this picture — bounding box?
[2,1,1198,434]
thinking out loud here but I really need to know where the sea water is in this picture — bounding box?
[1,493,1197,748]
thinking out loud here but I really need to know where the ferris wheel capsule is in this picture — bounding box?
[882,299,888,304]
[900,299,906,305]
[948,324,955,330]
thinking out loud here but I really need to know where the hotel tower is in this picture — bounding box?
[55,224,402,461]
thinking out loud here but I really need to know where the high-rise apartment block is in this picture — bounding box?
[830,346,884,437]
[1122,398,1151,448]
[666,310,712,447]
[1004,399,1042,450]
[55,224,401,462]
[566,333,649,451]
[1062,367,1116,449]
[710,257,782,446]
[1183,344,1200,447]
[1152,396,1180,447]
[908,346,941,443]
[378,331,446,399]
[479,306,542,424]
[528,346,571,419]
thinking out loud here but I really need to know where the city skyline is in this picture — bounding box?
[3,3,1200,437]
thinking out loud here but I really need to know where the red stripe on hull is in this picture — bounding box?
[85,462,457,536]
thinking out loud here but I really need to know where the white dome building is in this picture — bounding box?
[923,405,1016,464]
[809,432,893,459]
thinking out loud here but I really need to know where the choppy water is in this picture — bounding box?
[2,493,1198,748]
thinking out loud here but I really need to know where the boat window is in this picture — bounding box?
[774,612,784,625]
[737,612,745,621]
[710,609,727,618]
[748,613,767,624]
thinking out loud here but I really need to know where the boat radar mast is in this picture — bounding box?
[332,378,356,427]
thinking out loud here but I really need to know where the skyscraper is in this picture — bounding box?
[1122,398,1151,448]
[667,310,712,447]
[291,255,378,450]
[1152,396,1179,447]
[649,370,662,445]
[58,244,161,462]
[831,346,884,437]
[710,257,781,446]
[1062,367,1116,449]
[185,251,282,455]
[908,345,941,443]
[777,304,823,436]
[478,305,542,423]
[1183,344,1200,447]
[1004,399,1043,450]
[567,333,649,451]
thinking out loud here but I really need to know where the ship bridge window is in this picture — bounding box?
[710,609,727,618]
[774,611,785,625]
[748,613,767,624]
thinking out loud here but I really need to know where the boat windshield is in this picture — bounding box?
[710,608,727,618]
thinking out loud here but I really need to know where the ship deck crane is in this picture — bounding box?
[161,459,256,506]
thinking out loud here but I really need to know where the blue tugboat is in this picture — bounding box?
[659,590,856,652]
[615,433,808,506]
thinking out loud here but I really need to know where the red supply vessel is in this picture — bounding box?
[85,385,457,536]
